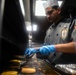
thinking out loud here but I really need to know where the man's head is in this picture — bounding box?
[43,0,61,23]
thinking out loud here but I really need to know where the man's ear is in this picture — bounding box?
[57,8,61,14]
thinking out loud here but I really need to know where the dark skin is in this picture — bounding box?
[55,42,76,53]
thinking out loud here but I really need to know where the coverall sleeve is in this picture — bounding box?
[71,19,76,42]
[71,19,76,50]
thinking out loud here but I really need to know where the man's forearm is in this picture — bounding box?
[55,42,76,53]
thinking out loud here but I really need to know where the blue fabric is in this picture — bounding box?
[25,48,36,55]
[39,45,56,55]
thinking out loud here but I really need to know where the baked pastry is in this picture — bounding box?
[10,59,21,63]
[1,71,18,75]
[21,67,36,74]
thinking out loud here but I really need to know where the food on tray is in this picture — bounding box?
[1,71,18,75]
[10,59,21,63]
[21,67,36,73]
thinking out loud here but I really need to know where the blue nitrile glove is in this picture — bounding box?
[39,45,56,55]
[25,48,36,56]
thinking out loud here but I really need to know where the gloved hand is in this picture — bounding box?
[39,45,56,55]
[25,48,36,56]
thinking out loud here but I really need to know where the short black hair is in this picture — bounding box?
[52,6,59,10]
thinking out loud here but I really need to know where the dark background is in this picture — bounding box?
[0,0,76,73]
[30,0,76,43]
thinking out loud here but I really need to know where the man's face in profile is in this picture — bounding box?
[45,7,60,23]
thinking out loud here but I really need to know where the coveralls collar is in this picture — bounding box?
[51,16,63,28]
